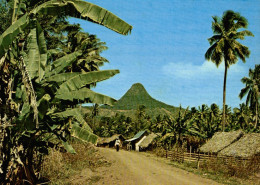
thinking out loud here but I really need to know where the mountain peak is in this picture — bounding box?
[127,83,149,96]
[111,83,176,111]
[132,83,145,88]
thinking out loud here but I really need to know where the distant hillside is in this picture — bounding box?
[108,83,178,113]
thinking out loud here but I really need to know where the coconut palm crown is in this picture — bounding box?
[205,10,254,131]
[239,64,260,128]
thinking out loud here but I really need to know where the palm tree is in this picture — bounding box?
[239,64,260,128]
[205,10,254,131]
[233,103,252,130]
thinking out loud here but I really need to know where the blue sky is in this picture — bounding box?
[71,0,260,109]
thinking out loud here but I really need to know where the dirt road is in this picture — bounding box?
[94,148,221,185]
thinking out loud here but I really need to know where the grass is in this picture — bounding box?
[41,141,111,184]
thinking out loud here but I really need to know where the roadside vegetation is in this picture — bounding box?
[41,141,109,184]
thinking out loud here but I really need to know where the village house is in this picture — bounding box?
[126,130,148,151]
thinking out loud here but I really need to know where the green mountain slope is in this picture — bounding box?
[110,83,177,112]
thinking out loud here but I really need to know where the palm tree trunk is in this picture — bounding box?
[255,101,258,128]
[222,64,228,131]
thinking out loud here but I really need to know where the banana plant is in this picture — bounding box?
[0,0,132,183]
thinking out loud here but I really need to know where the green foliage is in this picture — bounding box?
[239,64,260,128]
[93,101,259,152]
[0,0,132,183]
[0,0,11,34]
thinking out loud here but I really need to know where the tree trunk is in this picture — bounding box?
[222,64,228,131]
[255,101,258,128]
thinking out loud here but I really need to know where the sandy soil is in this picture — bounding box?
[91,147,221,185]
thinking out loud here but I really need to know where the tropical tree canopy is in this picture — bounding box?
[205,10,254,67]
[239,64,260,128]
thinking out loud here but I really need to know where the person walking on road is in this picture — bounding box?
[115,138,120,152]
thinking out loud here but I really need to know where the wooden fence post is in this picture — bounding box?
[197,151,200,169]
[190,146,192,162]
[182,150,184,163]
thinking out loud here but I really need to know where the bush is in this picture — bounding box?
[200,156,260,178]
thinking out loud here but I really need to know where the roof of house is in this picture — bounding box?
[126,130,147,142]
[200,130,244,153]
[98,134,125,145]
[139,133,160,148]
[219,133,260,157]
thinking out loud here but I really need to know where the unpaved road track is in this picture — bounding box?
[94,148,221,185]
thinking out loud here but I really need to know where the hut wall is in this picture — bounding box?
[136,136,147,151]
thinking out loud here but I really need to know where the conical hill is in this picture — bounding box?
[111,83,176,112]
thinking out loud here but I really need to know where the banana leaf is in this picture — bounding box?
[25,20,47,81]
[62,140,76,154]
[56,70,119,94]
[45,51,82,77]
[0,0,132,58]
[46,72,82,83]
[71,122,98,144]
[53,108,92,131]
[32,0,132,35]
[0,14,28,57]
[55,87,117,105]
[38,94,51,120]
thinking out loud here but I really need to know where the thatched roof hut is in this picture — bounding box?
[97,134,125,147]
[200,130,244,153]
[139,133,160,149]
[219,133,260,157]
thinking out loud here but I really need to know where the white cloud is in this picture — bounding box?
[162,61,246,79]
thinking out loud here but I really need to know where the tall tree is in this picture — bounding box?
[205,10,254,131]
[239,64,260,128]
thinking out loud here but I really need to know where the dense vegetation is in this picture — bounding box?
[0,0,132,184]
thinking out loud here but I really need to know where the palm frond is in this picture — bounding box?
[239,86,250,100]
[208,34,221,45]
[205,42,217,60]
[232,30,254,40]
[211,16,223,34]
[222,10,237,31]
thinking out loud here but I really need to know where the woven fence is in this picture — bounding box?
[164,150,258,168]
